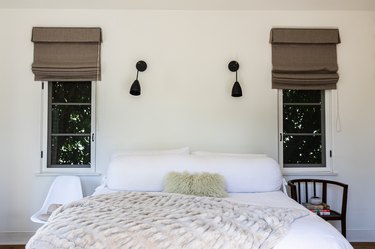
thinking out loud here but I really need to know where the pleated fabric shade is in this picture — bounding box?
[270,28,340,90]
[31,27,102,81]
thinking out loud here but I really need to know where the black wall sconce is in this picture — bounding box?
[228,61,242,97]
[130,60,147,96]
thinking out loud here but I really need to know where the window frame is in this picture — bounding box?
[40,81,96,174]
[278,89,334,175]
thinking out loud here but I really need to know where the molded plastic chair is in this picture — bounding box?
[31,175,83,224]
[288,179,348,237]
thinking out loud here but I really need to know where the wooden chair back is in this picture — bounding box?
[288,179,348,237]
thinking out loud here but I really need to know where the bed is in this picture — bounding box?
[26,150,353,249]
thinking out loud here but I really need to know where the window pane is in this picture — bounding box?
[51,105,91,134]
[50,136,91,167]
[283,90,321,103]
[283,105,322,133]
[283,135,323,166]
[51,82,91,103]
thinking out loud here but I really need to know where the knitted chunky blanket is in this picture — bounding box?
[27,192,307,249]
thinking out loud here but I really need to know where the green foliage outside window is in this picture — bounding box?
[283,90,325,167]
[49,82,92,167]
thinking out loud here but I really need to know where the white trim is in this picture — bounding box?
[282,170,338,176]
[35,172,101,176]
[278,90,334,175]
[91,81,97,173]
[0,229,371,244]
[325,90,334,171]
[41,82,48,172]
[0,232,34,244]
[346,229,375,242]
[278,90,283,165]
[40,81,96,174]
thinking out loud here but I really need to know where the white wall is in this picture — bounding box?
[0,9,374,243]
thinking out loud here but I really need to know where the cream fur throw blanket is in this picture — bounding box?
[27,192,307,249]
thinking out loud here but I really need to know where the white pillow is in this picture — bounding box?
[106,155,191,191]
[106,154,282,193]
[111,147,190,159]
[187,155,282,193]
[192,151,267,157]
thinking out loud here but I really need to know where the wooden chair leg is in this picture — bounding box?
[341,218,346,238]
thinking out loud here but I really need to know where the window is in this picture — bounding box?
[41,81,96,174]
[279,90,333,174]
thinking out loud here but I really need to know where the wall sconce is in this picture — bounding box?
[130,60,147,96]
[228,61,242,97]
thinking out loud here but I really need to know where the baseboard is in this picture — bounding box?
[0,229,374,244]
[347,229,375,242]
[0,232,34,245]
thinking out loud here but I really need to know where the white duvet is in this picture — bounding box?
[27,191,309,249]
[92,188,353,249]
[227,192,353,249]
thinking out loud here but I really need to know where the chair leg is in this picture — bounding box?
[341,218,346,238]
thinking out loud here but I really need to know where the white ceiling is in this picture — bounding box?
[1,0,375,10]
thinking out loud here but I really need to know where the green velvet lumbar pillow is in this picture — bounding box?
[164,171,227,198]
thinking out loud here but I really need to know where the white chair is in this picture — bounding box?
[31,175,83,224]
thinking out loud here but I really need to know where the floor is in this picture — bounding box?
[0,246,24,249]
[0,243,374,249]
[351,243,375,249]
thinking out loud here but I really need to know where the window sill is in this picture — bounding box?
[35,172,101,177]
[282,170,338,176]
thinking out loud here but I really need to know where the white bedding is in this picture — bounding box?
[227,192,353,249]
[92,188,353,249]
[27,192,308,249]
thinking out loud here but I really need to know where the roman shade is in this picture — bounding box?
[31,27,102,81]
[270,28,340,90]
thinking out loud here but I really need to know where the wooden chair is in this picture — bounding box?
[288,179,348,237]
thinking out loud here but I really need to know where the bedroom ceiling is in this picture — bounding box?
[1,0,375,10]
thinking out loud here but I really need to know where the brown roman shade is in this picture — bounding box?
[270,28,340,90]
[31,27,102,81]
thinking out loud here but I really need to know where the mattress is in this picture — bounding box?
[92,187,353,249]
